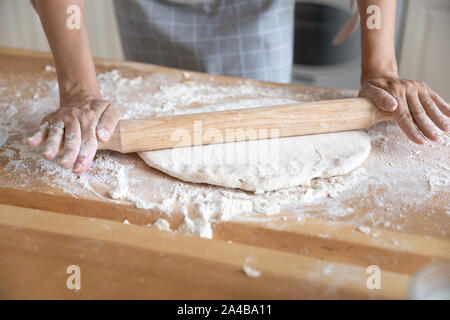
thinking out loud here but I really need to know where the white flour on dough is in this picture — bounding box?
[139,131,371,193]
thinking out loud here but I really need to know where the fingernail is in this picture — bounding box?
[43,148,52,156]
[98,129,109,141]
[387,100,397,111]
[27,132,39,141]
[73,163,82,171]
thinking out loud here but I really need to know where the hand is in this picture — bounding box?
[27,94,120,174]
[360,76,450,144]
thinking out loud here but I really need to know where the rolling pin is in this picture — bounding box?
[98,97,393,153]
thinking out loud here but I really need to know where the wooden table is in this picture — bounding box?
[0,47,448,299]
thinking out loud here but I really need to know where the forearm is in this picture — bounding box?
[33,0,99,103]
[357,0,398,83]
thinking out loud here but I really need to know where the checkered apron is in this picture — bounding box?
[113,0,295,83]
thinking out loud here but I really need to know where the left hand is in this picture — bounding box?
[359,76,450,144]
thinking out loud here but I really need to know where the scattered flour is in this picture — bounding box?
[0,67,448,240]
[322,264,335,275]
[146,218,172,231]
[243,257,261,278]
[243,265,261,278]
[357,225,371,234]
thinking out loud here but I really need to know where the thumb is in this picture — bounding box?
[359,83,398,112]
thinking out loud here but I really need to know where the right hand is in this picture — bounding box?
[27,94,120,174]
[359,76,449,144]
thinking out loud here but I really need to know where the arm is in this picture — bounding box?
[357,0,449,143]
[27,0,119,173]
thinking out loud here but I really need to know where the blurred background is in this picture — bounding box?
[0,0,448,99]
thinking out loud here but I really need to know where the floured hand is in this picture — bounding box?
[360,77,449,144]
[27,94,119,174]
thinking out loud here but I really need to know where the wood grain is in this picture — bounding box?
[0,204,410,299]
[1,187,448,277]
[99,98,393,153]
[0,47,448,299]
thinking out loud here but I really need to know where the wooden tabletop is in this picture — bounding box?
[0,47,448,299]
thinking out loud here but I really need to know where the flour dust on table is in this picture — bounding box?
[3,67,447,240]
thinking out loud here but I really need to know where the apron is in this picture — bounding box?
[113,0,295,83]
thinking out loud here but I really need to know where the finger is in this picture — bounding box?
[428,88,450,117]
[96,103,120,142]
[27,121,49,147]
[393,95,426,144]
[360,83,398,112]
[73,138,97,174]
[73,115,98,174]
[407,93,440,141]
[58,120,81,168]
[43,123,65,160]
[419,90,450,133]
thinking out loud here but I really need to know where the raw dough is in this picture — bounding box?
[138,130,371,193]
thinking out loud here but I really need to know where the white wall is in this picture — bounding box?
[0,0,124,59]
[399,0,450,100]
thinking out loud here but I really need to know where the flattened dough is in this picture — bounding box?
[138,130,371,193]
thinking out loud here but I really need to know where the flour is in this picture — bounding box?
[243,265,261,278]
[357,225,371,234]
[243,257,261,278]
[148,218,172,231]
[0,67,448,240]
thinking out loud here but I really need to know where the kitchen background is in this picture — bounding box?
[0,0,448,99]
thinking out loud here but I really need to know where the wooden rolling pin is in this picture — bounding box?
[99,97,393,153]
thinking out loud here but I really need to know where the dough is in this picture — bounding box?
[138,130,371,193]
